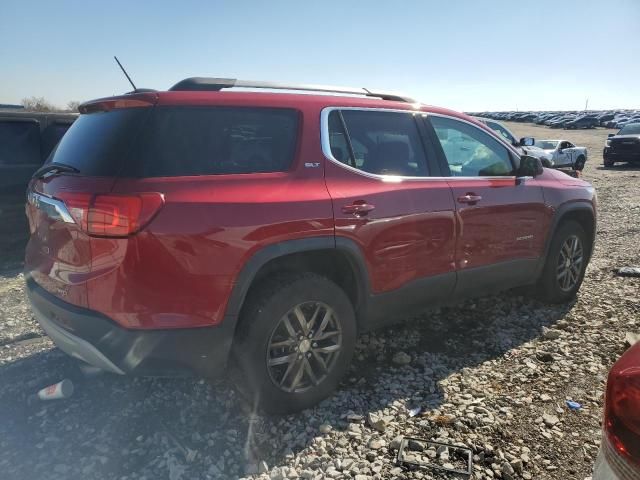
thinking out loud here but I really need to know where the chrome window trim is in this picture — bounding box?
[27,191,75,224]
[319,106,517,182]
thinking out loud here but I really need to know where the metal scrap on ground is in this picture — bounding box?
[617,266,640,277]
[396,437,473,478]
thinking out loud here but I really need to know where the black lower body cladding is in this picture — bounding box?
[26,277,234,377]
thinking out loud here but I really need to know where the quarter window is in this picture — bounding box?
[328,110,429,177]
[429,116,514,177]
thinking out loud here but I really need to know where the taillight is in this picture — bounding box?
[604,343,640,467]
[56,192,164,237]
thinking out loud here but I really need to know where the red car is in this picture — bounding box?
[25,78,596,412]
[594,341,640,479]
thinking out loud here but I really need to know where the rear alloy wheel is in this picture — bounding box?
[266,301,342,393]
[231,273,356,414]
[537,221,589,303]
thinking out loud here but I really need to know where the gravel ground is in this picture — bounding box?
[1,123,638,480]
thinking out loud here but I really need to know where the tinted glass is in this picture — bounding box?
[429,116,514,177]
[328,110,429,177]
[41,122,73,159]
[48,108,149,175]
[0,120,41,166]
[619,123,640,135]
[534,140,558,149]
[129,107,299,177]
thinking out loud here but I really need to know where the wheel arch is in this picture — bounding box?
[224,237,371,336]
[541,202,596,272]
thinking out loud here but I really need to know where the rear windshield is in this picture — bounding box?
[48,106,299,177]
[47,108,148,175]
[41,121,73,159]
[126,107,299,177]
[0,120,41,165]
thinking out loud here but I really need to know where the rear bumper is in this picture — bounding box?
[593,437,640,480]
[26,278,235,377]
[594,447,621,480]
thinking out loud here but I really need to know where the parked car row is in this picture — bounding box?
[472,110,640,130]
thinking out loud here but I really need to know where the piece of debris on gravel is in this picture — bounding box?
[0,125,638,479]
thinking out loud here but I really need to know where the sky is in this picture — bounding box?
[2,0,639,112]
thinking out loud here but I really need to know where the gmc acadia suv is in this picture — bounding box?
[25,78,597,413]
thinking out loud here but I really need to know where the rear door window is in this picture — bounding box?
[328,110,430,177]
[128,107,299,177]
[0,120,41,165]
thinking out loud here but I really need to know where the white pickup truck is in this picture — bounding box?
[532,139,588,170]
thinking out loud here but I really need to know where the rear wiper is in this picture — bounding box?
[32,163,80,179]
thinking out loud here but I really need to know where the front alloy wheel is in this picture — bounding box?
[537,220,589,303]
[556,235,584,292]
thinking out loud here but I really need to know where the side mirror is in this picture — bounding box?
[608,133,615,138]
[518,155,544,178]
[519,137,535,147]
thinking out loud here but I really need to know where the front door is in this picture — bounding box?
[425,114,552,296]
[557,140,575,167]
[322,108,457,323]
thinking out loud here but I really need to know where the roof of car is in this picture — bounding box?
[80,89,479,126]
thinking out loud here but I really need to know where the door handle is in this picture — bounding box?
[342,202,375,216]
[457,193,482,205]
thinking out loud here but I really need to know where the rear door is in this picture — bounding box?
[424,114,551,296]
[322,108,457,322]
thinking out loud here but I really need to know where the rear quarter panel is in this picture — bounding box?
[87,104,333,329]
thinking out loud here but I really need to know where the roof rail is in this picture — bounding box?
[168,77,416,103]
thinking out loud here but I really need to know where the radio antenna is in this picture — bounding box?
[114,56,137,91]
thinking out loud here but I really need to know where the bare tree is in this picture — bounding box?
[21,96,57,112]
[67,101,81,112]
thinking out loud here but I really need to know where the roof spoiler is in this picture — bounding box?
[78,92,159,114]
[168,77,416,103]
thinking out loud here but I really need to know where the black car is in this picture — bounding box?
[564,116,599,129]
[549,116,575,128]
[596,112,616,125]
[0,111,76,196]
[603,123,640,167]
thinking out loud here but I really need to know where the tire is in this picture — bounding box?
[604,157,615,168]
[574,155,586,171]
[537,221,589,303]
[230,273,356,414]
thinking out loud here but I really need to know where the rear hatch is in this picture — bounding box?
[25,94,158,307]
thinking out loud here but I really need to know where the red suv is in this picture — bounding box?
[25,78,596,413]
